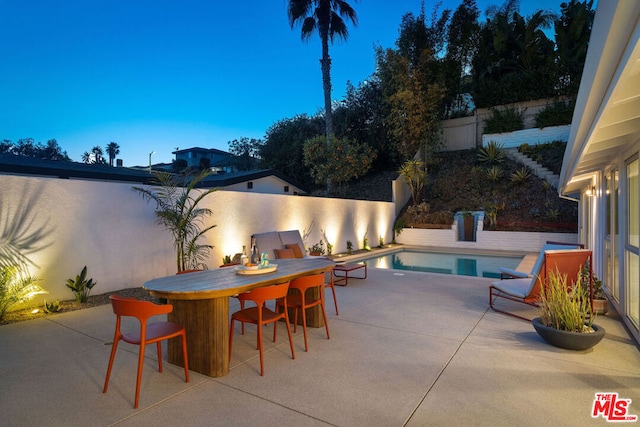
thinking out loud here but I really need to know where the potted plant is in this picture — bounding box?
[308,240,325,256]
[532,269,605,351]
[592,275,608,315]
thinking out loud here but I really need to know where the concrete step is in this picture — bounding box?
[505,148,559,188]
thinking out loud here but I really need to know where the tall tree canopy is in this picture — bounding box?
[471,0,556,107]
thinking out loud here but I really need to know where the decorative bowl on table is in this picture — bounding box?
[234,263,278,275]
[242,263,260,271]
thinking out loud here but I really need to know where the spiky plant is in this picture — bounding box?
[133,170,217,273]
[65,266,97,303]
[0,265,44,321]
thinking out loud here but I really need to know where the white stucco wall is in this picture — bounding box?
[482,125,571,148]
[1,174,395,308]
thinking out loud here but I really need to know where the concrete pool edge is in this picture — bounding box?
[328,244,537,275]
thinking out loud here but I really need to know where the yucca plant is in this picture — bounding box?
[538,268,594,332]
[485,165,503,182]
[0,265,45,321]
[511,167,531,184]
[478,141,506,165]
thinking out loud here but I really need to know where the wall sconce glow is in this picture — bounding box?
[586,185,596,197]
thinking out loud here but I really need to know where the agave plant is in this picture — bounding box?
[478,141,506,165]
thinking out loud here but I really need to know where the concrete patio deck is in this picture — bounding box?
[1,267,639,426]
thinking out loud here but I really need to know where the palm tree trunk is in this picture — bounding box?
[320,34,333,194]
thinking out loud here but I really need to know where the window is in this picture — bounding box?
[284,186,289,193]
[247,182,253,189]
[625,157,639,328]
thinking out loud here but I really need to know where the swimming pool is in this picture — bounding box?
[356,249,523,278]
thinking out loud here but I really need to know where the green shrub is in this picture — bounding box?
[478,141,506,165]
[0,266,44,321]
[538,268,593,332]
[65,266,97,303]
[43,300,61,314]
[535,100,575,128]
[483,107,524,134]
[511,167,531,184]
[485,165,503,182]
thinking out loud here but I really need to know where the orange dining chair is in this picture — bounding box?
[276,272,330,352]
[325,269,339,315]
[274,248,339,315]
[103,296,189,409]
[229,282,295,376]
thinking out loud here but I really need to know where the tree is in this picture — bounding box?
[332,79,399,171]
[303,135,376,195]
[376,46,445,164]
[88,145,106,164]
[287,0,358,151]
[228,137,263,171]
[81,151,92,164]
[398,159,426,206]
[105,142,120,167]
[554,0,595,97]
[132,170,217,273]
[471,0,556,107]
[444,0,480,117]
[0,138,70,160]
[261,114,325,189]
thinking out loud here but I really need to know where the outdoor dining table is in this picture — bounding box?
[143,257,335,377]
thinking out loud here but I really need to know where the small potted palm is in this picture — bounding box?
[532,268,605,351]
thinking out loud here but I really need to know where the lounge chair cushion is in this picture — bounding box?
[284,243,305,258]
[490,278,534,299]
[279,230,307,256]
[274,248,295,259]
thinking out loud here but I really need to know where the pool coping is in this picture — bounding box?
[329,244,537,276]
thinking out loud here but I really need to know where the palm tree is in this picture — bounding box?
[105,142,120,167]
[132,170,217,272]
[81,151,91,164]
[287,0,358,141]
[90,146,105,164]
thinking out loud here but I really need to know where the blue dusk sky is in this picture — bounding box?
[1,0,569,167]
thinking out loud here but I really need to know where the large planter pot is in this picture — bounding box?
[532,317,605,351]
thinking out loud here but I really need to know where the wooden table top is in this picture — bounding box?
[143,258,335,300]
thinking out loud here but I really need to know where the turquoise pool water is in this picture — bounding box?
[357,249,523,278]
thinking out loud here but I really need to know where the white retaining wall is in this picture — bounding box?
[2,174,395,308]
[482,125,571,148]
[396,227,579,253]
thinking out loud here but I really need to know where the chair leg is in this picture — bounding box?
[300,295,309,352]
[134,344,146,408]
[156,342,163,373]
[181,332,190,382]
[257,322,264,376]
[103,337,120,394]
[326,280,339,315]
[283,307,295,361]
[320,298,330,341]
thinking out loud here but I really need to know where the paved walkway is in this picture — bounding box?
[1,268,639,426]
